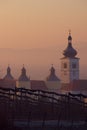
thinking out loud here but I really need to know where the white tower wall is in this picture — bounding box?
[61,57,79,84]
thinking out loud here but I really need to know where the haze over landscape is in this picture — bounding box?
[0,0,87,80]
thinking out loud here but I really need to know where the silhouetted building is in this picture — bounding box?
[61,80,87,94]
[0,32,87,96]
[16,66,31,89]
[45,65,61,92]
[31,80,47,90]
[3,66,14,80]
[0,66,16,88]
[61,32,79,90]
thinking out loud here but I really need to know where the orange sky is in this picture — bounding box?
[0,0,87,79]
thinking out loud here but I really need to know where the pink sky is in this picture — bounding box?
[0,0,87,79]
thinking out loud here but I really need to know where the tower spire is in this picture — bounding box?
[46,65,60,81]
[3,65,14,80]
[68,29,72,41]
[69,29,71,35]
[63,31,77,57]
[18,66,30,81]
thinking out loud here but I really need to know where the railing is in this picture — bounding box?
[0,87,87,129]
[0,87,87,101]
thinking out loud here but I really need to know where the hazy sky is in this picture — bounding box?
[0,0,87,79]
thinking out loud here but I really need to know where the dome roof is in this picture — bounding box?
[3,66,14,80]
[63,33,77,58]
[68,35,72,41]
[63,43,77,57]
[18,66,30,81]
[46,66,60,81]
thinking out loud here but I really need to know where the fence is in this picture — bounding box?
[0,87,87,129]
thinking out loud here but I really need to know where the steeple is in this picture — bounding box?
[61,31,79,84]
[18,65,30,81]
[63,31,77,58]
[3,66,14,80]
[46,65,60,81]
[68,30,72,41]
[50,64,55,75]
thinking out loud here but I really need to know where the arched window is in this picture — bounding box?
[64,63,67,68]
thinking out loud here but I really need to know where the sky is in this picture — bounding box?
[0,0,87,80]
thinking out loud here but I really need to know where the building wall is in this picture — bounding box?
[0,79,16,89]
[45,81,61,93]
[61,58,70,83]
[61,57,79,84]
[16,81,31,89]
[69,58,79,81]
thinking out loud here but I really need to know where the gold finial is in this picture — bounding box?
[69,29,71,35]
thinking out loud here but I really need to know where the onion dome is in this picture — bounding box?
[18,66,30,81]
[63,32,77,58]
[3,66,14,80]
[68,33,72,41]
[46,65,60,81]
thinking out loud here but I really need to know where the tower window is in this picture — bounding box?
[64,63,67,68]
[73,71,76,76]
[72,63,76,69]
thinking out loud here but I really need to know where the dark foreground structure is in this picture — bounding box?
[0,87,87,130]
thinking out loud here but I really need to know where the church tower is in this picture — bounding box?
[3,66,14,80]
[61,31,79,85]
[16,65,31,89]
[45,65,61,93]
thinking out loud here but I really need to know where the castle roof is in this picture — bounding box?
[63,32,77,58]
[46,65,60,81]
[3,66,14,80]
[18,66,30,81]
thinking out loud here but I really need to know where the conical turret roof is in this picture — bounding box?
[46,65,60,81]
[3,66,14,80]
[18,66,30,81]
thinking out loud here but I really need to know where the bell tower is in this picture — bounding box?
[61,31,79,85]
